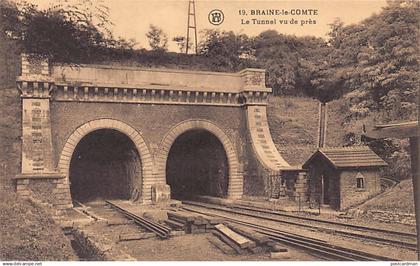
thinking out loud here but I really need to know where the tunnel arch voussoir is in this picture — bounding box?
[155,119,243,199]
[57,118,153,203]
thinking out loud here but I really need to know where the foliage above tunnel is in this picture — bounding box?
[0,0,135,64]
[1,0,418,119]
[0,0,418,182]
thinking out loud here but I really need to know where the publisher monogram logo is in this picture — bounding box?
[208,9,224,25]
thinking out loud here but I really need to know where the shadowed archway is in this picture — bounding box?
[58,119,153,203]
[69,129,142,202]
[166,129,229,198]
[155,119,243,199]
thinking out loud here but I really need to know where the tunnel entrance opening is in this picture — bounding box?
[69,129,142,203]
[166,129,229,199]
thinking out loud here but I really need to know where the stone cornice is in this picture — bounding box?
[17,54,272,106]
[17,80,270,106]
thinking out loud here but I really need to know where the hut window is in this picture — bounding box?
[356,178,364,188]
[356,172,365,189]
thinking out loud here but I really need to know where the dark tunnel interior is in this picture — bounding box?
[166,130,229,199]
[69,129,142,203]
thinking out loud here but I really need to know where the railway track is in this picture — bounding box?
[182,200,417,251]
[181,203,399,261]
[105,200,172,239]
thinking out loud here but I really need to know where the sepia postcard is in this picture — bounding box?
[0,0,418,264]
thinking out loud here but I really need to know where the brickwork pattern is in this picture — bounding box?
[247,105,290,171]
[340,169,381,210]
[57,118,153,203]
[15,55,291,209]
[154,119,243,199]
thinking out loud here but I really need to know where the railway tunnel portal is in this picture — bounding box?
[14,54,296,210]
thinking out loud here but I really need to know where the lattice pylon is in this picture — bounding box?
[186,0,198,54]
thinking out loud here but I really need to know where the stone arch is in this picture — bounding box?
[57,118,153,203]
[155,119,243,199]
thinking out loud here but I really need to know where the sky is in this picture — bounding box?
[27,0,388,52]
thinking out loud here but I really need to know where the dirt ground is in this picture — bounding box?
[120,233,318,261]
[79,223,318,261]
[67,199,418,261]
[70,202,319,261]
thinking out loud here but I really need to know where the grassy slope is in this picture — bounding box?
[356,179,415,214]
[0,188,77,260]
[0,87,21,187]
[0,39,21,188]
[325,98,349,147]
[267,96,319,165]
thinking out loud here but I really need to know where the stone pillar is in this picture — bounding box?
[294,172,308,201]
[21,98,54,173]
[15,54,72,211]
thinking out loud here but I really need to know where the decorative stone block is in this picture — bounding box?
[21,98,54,174]
[151,184,171,204]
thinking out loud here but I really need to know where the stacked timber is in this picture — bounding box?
[212,224,256,255]
[165,211,223,234]
[211,224,288,256]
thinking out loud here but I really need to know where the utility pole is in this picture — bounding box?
[186,0,198,54]
[318,102,328,148]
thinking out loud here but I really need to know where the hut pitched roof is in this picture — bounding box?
[302,146,388,169]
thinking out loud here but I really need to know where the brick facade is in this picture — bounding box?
[14,54,292,210]
[340,169,381,210]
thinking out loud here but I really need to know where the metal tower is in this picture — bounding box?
[186,0,198,54]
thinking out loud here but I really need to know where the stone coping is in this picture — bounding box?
[14,172,66,179]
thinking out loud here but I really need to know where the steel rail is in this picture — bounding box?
[183,200,417,250]
[181,204,398,261]
[229,202,417,238]
[105,200,171,239]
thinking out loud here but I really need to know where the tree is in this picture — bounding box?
[0,0,21,85]
[172,36,191,53]
[324,0,419,181]
[146,24,168,52]
[0,0,135,63]
[198,29,255,71]
[254,30,329,96]
[335,0,419,122]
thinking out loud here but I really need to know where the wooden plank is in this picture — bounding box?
[118,232,156,242]
[248,246,264,254]
[167,216,187,225]
[228,224,269,245]
[207,235,236,255]
[193,216,208,225]
[211,230,246,255]
[206,223,215,230]
[214,224,253,249]
[192,212,224,224]
[167,211,196,222]
[164,219,185,230]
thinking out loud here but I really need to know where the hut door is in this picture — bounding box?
[321,174,330,205]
